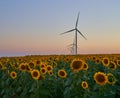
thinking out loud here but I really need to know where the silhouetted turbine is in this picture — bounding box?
[60,12,87,55]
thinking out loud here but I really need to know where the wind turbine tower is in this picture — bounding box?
[60,12,87,55]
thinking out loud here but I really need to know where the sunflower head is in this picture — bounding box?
[70,59,84,72]
[102,57,110,67]
[36,60,41,65]
[40,68,47,75]
[64,56,70,62]
[19,63,27,72]
[46,65,53,72]
[40,62,47,68]
[94,72,108,85]
[81,81,88,89]
[107,73,116,85]
[82,63,88,70]
[109,61,116,70]
[58,69,67,79]
[29,61,36,68]
[31,69,40,80]
[10,71,17,79]
[95,58,101,64]
[92,56,97,61]
[48,71,53,76]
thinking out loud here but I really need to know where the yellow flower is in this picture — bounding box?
[102,57,110,67]
[19,63,27,72]
[70,59,84,72]
[48,71,53,76]
[82,63,88,70]
[95,58,101,64]
[46,65,53,72]
[58,69,67,79]
[81,81,88,89]
[29,61,36,68]
[40,67,47,75]
[40,62,47,68]
[31,69,40,80]
[107,73,116,85]
[94,72,108,85]
[109,61,116,70]
[10,71,17,79]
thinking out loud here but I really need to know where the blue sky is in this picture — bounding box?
[0,0,120,56]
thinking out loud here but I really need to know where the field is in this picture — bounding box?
[0,54,120,98]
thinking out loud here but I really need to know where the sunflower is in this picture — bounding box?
[95,58,101,64]
[40,62,47,68]
[58,69,67,79]
[26,64,32,72]
[64,56,70,62]
[70,59,84,72]
[36,60,41,65]
[109,61,116,70]
[29,61,36,68]
[117,60,120,66]
[10,71,17,79]
[94,72,108,85]
[46,65,53,72]
[107,73,116,85]
[48,71,53,76]
[92,56,96,61]
[31,69,40,80]
[82,63,88,70]
[102,57,110,67]
[81,81,88,89]
[40,68,47,75]
[19,63,27,72]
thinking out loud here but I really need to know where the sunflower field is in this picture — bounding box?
[0,54,120,98]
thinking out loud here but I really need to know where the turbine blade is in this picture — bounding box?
[77,29,87,40]
[75,12,80,28]
[67,43,76,47]
[60,29,75,35]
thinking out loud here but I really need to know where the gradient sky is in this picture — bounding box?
[0,0,120,57]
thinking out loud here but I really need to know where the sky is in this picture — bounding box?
[0,0,120,57]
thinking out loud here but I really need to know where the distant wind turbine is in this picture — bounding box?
[67,38,76,54]
[60,12,87,55]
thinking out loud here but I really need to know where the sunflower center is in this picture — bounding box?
[96,59,100,63]
[96,74,105,83]
[83,83,86,87]
[21,65,26,70]
[104,59,108,64]
[41,65,45,68]
[47,67,51,71]
[12,73,16,77]
[36,61,40,64]
[60,71,65,76]
[41,69,45,73]
[33,71,38,77]
[72,61,82,69]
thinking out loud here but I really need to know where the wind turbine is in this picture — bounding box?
[60,12,87,55]
[67,41,75,54]
[67,38,76,54]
